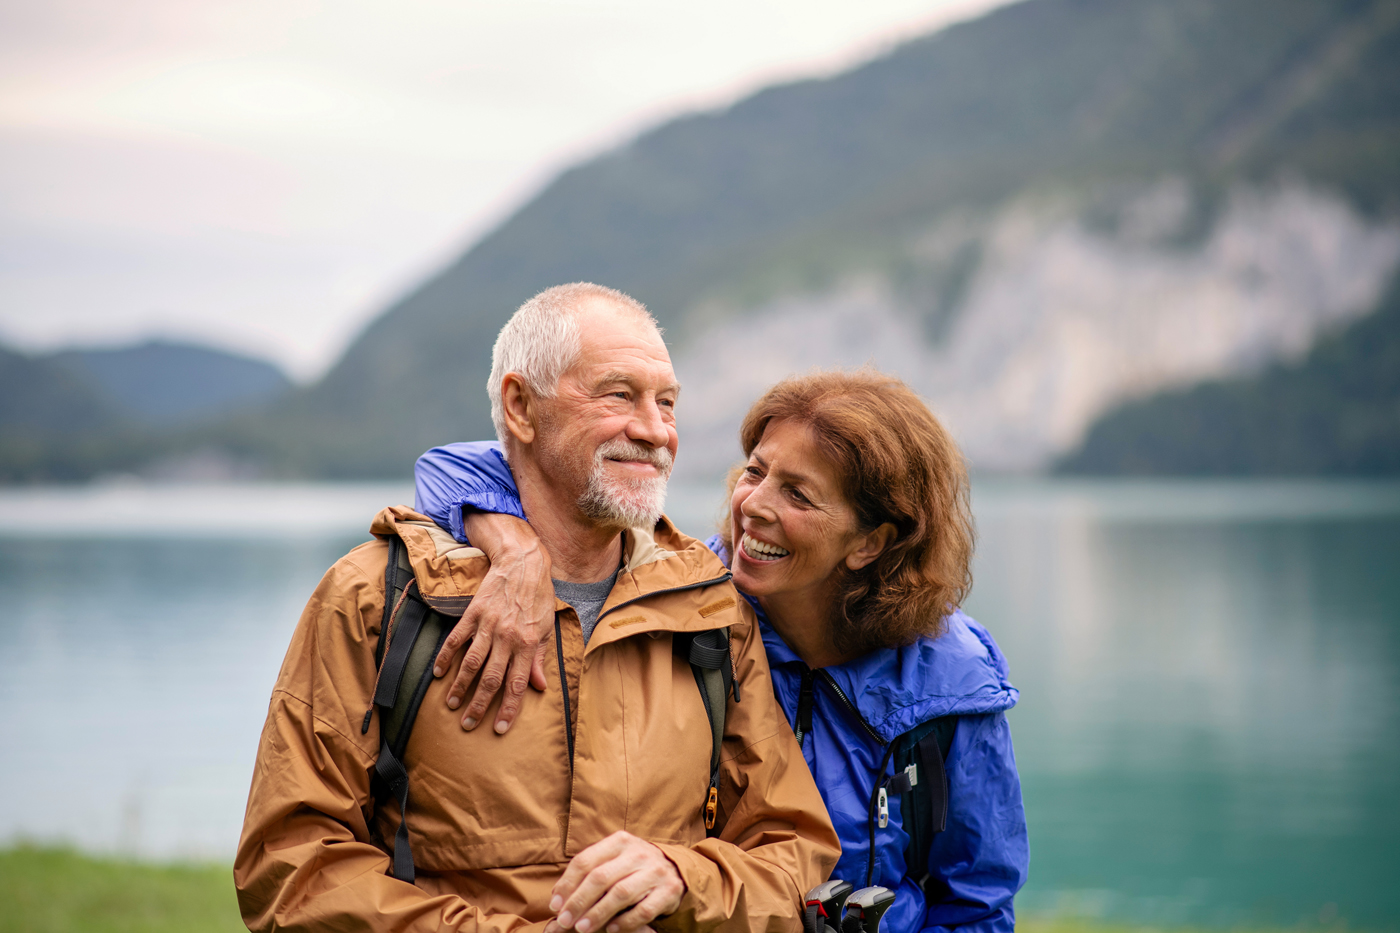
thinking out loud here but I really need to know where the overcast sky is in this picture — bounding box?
[1,0,1012,379]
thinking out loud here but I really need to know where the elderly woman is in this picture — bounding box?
[414,371,1027,933]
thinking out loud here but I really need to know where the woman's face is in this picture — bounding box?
[729,418,890,606]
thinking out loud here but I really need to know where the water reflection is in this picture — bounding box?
[966,485,1400,929]
[0,535,363,860]
[0,479,1396,928]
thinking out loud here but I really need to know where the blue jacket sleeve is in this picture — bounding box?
[920,712,1028,933]
[413,441,524,544]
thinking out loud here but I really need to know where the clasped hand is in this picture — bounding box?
[545,831,685,933]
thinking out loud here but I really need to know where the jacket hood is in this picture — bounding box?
[707,534,1017,742]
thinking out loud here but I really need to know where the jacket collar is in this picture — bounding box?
[371,506,736,643]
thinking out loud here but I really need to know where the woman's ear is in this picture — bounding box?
[845,522,898,571]
[501,373,537,444]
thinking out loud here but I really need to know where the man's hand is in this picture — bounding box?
[548,831,685,933]
[433,512,555,734]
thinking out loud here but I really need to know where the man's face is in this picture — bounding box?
[533,299,680,530]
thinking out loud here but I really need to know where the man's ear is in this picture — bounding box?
[500,373,537,445]
[845,522,898,571]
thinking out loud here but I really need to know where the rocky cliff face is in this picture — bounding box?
[674,179,1400,475]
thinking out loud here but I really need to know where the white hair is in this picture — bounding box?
[488,282,658,445]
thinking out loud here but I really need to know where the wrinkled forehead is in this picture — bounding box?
[571,298,676,388]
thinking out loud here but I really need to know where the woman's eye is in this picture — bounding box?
[789,488,810,505]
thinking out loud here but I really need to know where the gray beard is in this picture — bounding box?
[576,439,671,530]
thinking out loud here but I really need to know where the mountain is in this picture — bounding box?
[9,0,1400,481]
[0,341,289,482]
[222,0,1400,479]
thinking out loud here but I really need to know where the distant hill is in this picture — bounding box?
[1058,268,1400,474]
[50,341,291,427]
[7,0,1400,481]
[0,341,289,482]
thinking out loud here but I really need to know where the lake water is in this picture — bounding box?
[1,478,1397,930]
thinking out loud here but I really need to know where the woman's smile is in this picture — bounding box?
[739,531,790,561]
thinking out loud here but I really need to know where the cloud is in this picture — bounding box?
[0,0,1014,378]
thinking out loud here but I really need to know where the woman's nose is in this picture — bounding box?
[740,479,779,522]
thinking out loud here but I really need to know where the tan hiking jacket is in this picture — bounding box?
[235,506,839,932]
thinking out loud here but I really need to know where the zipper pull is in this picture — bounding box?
[877,786,889,828]
[795,669,816,747]
[705,784,719,830]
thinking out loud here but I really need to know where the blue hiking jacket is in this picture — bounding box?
[414,442,1029,933]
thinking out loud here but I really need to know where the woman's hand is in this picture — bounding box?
[432,511,555,734]
[548,831,684,933]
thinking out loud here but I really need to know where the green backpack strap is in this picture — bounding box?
[362,536,460,884]
[674,627,736,835]
[891,716,958,899]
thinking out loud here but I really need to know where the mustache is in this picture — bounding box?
[595,439,673,474]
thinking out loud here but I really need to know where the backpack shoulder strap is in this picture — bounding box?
[375,536,416,667]
[674,627,736,836]
[363,536,460,884]
[893,715,958,898]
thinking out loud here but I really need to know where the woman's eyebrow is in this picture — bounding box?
[765,459,817,489]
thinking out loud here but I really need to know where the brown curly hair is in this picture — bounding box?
[722,370,974,656]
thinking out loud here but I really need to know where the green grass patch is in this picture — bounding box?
[0,845,243,933]
[0,844,1347,933]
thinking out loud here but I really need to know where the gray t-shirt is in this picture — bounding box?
[553,568,621,644]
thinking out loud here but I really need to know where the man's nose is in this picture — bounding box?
[626,397,671,449]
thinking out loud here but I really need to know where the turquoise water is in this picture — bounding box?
[0,479,1396,929]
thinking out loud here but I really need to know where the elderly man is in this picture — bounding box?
[235,283,839,933]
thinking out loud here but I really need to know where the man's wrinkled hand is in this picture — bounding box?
[432,513,555,734]
[549,831,684,933]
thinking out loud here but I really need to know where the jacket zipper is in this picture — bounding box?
[555,615,574,771]
[817,670,885,746]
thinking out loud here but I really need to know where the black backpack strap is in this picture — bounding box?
[892,716,957,898]
[364,539,460,884]
[674,627,735,835]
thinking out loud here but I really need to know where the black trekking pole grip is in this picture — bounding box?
[844,885,896,933]
[804,879,854,933]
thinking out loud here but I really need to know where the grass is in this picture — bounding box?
[0,845,1336,933]
[0,845,244,933]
